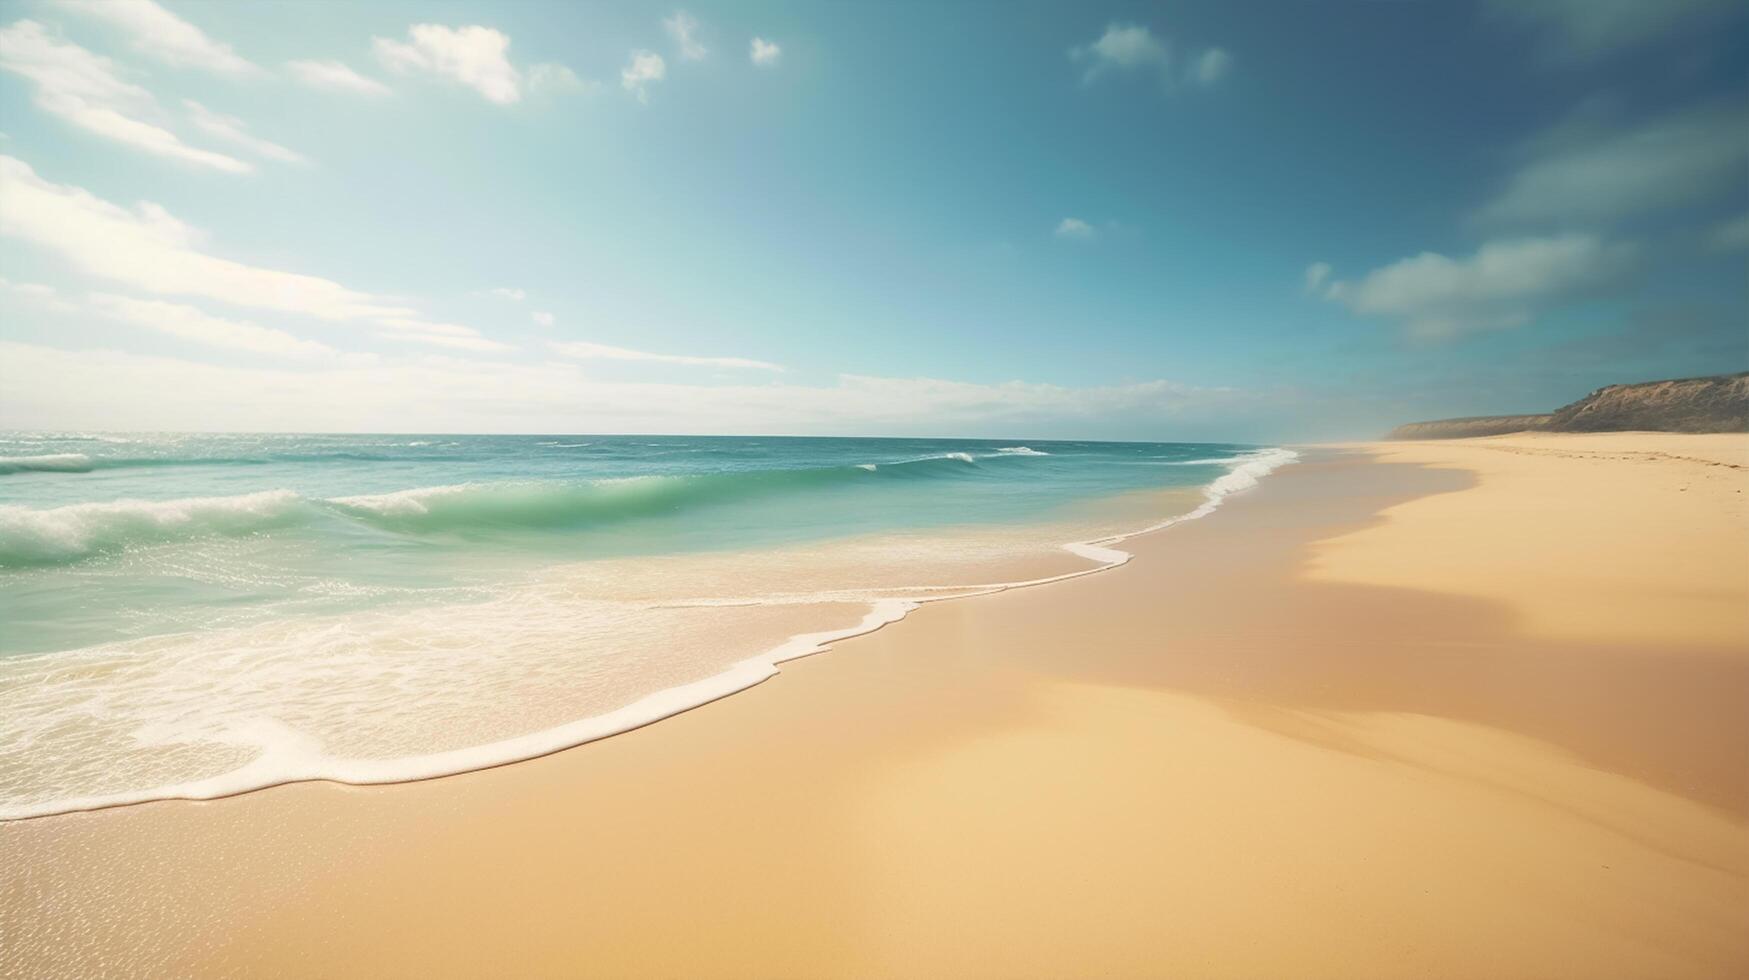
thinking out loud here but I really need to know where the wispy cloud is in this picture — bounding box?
[1474,100,1748,227]
[1708,212,1749,252]
[528,62,592,96]
[15,279,340,359]
[0,20,249,172]
[89,292,336,358]
[750,37,781,68]
[1069,23,1230,90]
[57,0,258,76]
[1315,234,1634,339]
[1190,48,1231,87]
[285,59,391,97]
[477,287,526,301]
[183,99,306,165]
[531,311,555,327]
[0,341,1244,437]
[1054,217,1094,240]
[374,24,579,105]
[0,155,504,352]
[0,275,78,313]
[663,11,707,61]
[621,50,666,103]
[550,340,782,372]
[374,317,510,352]
[1484,0,1737,63]
[1070,23,1167,85]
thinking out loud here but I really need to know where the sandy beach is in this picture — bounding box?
[3,432,1746,979]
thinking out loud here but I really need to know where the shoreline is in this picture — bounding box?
[3,433,1745,978]
[0,447,1297,822]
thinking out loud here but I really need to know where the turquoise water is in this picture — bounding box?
[0,433,1293,819]
[0,434,1255,652]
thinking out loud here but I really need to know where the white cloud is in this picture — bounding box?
[551,340,782,372]
[374,24,579,105]
[89,292,336,358]
[479,287,526,301]
[1708,212,1749,251]
[1303,262,1332,293]
[1070,23,1230,92]
[0,20,249,172]
[528,62,592,96]
[1484,0,1736,62]
[285,59,391,97]
[0,275,78,313]
[0,340,1242,437]
[0,155,503,352]
[1054,217,1094,240]
[621,50,666,103]
[1190,47,1231,86]
[182,99,306,164]
[57,0,257,76]
[750,37,781,67]
[531,310,555,327]
[1070,23,1167,84]
[375,24,517,104]
[1317,234,1634,339]
[0,277,58,300]
[1475,101,1749,227]
[374,317,511,352]
[663,11,707,61]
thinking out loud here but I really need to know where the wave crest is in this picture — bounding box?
[0,453,93,474]
[0,456,996,566]
[0,491,307,566]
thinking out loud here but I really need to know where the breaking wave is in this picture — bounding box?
[0,453,94,474]
[0,453,1021,567]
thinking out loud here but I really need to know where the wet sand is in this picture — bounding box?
[3,434,1745,978]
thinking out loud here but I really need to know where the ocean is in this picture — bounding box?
[0,433,1295,819]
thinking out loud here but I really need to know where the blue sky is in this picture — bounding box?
[0,0,1744,440]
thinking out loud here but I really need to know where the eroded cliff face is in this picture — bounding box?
[1385,415,1552,440]
[1545,373,1749,433]
[1387,372,1749,439]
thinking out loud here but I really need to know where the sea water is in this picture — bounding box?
[0,433,1294,819]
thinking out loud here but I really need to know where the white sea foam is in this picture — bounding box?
[1095,447,1299,542]
[895,451,976,465]
[328,482,475,516]
[0,446,1298,821]
[0,597,917,820]
[992,446,1050,456]
[0,490,305,565]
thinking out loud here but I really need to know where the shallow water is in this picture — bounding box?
[0,433,1294,819]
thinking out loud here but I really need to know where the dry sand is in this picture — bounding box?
[3,433,1746,979]
[1308,432,1749,648]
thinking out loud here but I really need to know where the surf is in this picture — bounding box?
[0,453,1011,566]
[0,444,1297,821]
[0,453,94,474]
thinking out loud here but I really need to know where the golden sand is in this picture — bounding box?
[1309,433,1749,647]
[3,433,1745,978]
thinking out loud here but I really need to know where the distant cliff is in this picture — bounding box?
[1543,373,1749,432]
[1386,414,1553,440]
[1387,372,1749,439]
